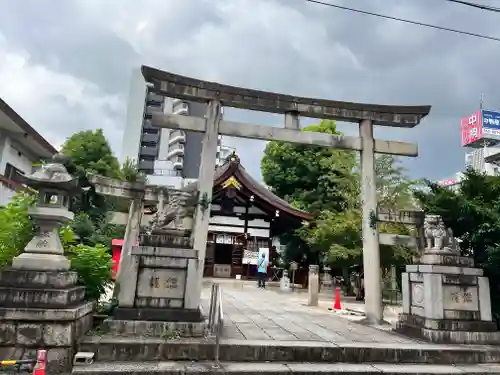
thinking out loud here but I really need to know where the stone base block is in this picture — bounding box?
[0,269,78,288]
[11,253,71,271]
[399,313,497,332]
[0,285,86,308]
[0,302,93,373]
[102,319,207,337]
[397,313,500,344]
[419,253,475,267]
[113,307,205,323]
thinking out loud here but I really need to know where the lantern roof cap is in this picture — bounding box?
[16,154,81,191]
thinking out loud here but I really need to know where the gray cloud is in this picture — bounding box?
[1,0,500,182]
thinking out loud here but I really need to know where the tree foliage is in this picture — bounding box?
[0,190,36,268]
[119,157,147,183]
[60,129,121,179]
[59,129,140,244]
[68,243,113,301]
[262,120,358,214]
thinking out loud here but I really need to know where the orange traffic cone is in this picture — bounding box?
[333,287,342,310]
[32,350,46,375]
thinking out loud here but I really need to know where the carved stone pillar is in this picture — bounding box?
[308,265,319,306]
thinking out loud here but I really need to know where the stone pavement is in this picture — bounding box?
[201,281,417,344]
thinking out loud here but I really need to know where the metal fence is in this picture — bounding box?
[207,283,224,368]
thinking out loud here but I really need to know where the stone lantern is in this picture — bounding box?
[11,154,81,271]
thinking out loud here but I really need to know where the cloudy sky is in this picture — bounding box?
[1,0,499,182]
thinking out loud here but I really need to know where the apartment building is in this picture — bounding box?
[164,98,206,179]
[0,98,57,205]
[122,68,236,186]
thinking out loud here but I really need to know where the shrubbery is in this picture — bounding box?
[0,190,36,268]
[67,243,113,301]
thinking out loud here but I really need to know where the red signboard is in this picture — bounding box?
[461,110,482,147]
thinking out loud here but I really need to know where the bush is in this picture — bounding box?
[68,243,113,301]
[0,190,36,268]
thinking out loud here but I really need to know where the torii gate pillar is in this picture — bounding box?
[359,119,382,323]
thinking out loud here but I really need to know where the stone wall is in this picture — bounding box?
[0,270,94,373]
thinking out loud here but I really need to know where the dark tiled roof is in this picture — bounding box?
[183,154,313,221]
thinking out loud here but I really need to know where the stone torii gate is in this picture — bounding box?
[142,65,431,324]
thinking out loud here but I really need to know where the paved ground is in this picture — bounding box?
[201,281,417,344]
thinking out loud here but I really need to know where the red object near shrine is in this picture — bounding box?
[31,350,46,375]
[111,239,140,280]
[333,287,342,310]
[111,239,124,281]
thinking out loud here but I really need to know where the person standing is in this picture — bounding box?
[257,253,268,288]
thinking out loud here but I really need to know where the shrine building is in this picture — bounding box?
[186,152,313,279]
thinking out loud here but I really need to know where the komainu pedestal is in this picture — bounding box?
[397,215,500,344]
[110,232,207,337]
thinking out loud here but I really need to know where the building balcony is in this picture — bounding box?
[151,168,182,177]
[167,143,184,159]
[139,145,158,158]
[138,159,155,172]
[172,98,183,107]
[168,130,186,145]
[172,157,184,170]
[141,132,160,144]
[142,121,160,133]
[485,151,500,166]
[173,101,189,115]
[147,92,164,105]
[145,105,163,117]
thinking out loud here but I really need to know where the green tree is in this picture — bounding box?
[60,130,139,243]
[414,168,500,263]
[68,243,113,301]
[261,120,358,215]
[118,157,147,183]
[261,120,358,266]
[61,129,120,179]
[60,129,120,224]
[375,154,421,211]
[0,189,36,267]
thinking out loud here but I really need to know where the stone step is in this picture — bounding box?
[78,335,500,364]
[71,361,500,375]
[102,319,206,337]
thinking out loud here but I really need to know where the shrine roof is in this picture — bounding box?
[183,153,313,221]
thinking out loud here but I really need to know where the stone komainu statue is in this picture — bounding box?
[149,189,195,232]
[423,214,459,254]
